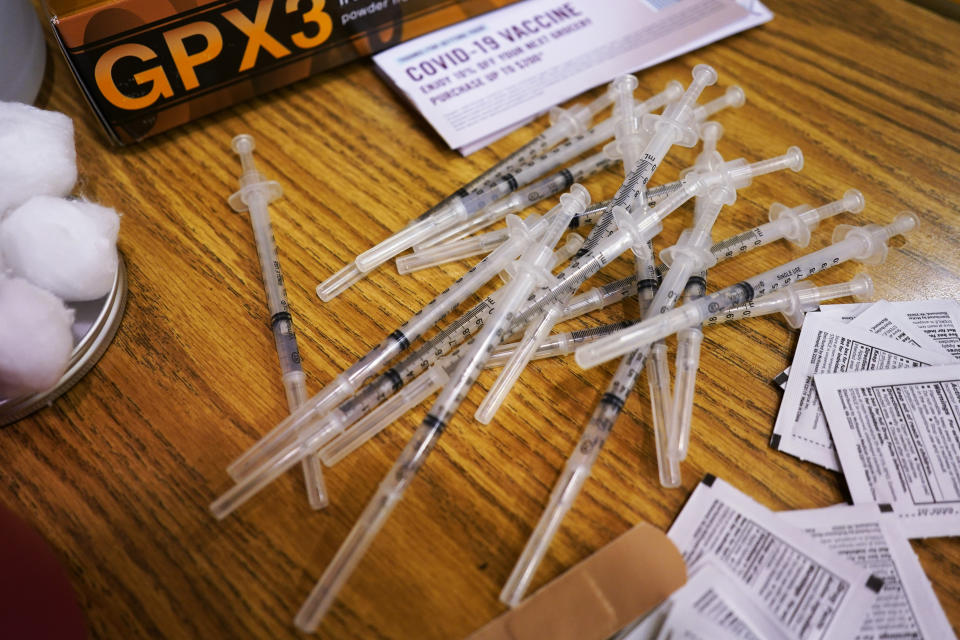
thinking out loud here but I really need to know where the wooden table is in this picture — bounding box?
[3,0,958,637]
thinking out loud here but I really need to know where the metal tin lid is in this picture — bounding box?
[0,253,128,427]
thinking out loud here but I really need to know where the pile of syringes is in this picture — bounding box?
[210,63,918,632]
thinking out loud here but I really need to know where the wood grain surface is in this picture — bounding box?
[3,0,959,638]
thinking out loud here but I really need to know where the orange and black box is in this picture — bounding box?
[43,0,522,144]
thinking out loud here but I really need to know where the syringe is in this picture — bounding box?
[553,82,745,265]
[319,320,633,466]
[315,87,614,301]
[576,213,919,368]
[227,134,329,510]
[513,147,806,336]
[670,271,875,462]
[411,152,615,252]
[337,80,677,281]
[471,69,683,426]
[396,151,612,273]
[620,64,718,212]
[552,186,864,320]
[668,273,707,463]
[499,275,659,608]
[399,181,685,275]
[226,144,799,494]
[227,211,551,481]
[703,272,875,329]
[292,186,591,632]
[211,236,589,517]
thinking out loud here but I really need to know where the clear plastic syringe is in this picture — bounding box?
[411,153,615,252]
[576,213,919,368]
[211,234,587,516]
[319,320,633,466]
[619,64,718,212]
[666,187,864,461]
[552,82,745,264]
[227,211,551,481]
[702,272,875,328]
[315,88,615,301]
[670,272,875,461]
[552,187,865,319]
[470,71,685,425]
[499,268,660,608]
[292,186,591,632]
[399,181,686,275]
[396,151,613,274]
[371,81,683,259]
[227,134,329,510]
[338,80,674,283]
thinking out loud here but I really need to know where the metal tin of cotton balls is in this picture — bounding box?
[0,253,127,427]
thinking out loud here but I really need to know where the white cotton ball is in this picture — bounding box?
[0,102,77,217]
[0,196,120,301]
[0,276,75,398]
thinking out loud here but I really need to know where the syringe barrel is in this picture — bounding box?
[318,365,447,466]
[211,410,346,519]
[295,421,441,632]
[500,462,592,607]
[245,196,286,315]
[670,327,702,461]
[575,303,705,368]
[701,293,790,326]
[226,376,354,479]
[355,199,468,272]
[492,320,634,363]
[648,342,681,488]
[502,344,648,605]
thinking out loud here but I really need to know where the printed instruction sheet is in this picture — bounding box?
[772,302,871,388]
[771,313,954,471]
[373,0,772,153]
[616,562,790,640]
[814,364,960,538]
[848,300,950,356]
[668,476,881,639]
[780,504,955,639]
